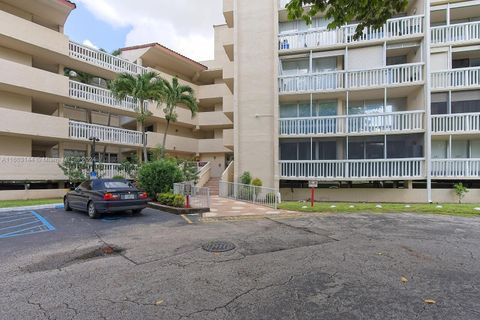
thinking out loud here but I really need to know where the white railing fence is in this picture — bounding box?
[431,159,480,178]
[69,41,146,75]
[431,67,480,90]
[195,162,212,187]
[221,161,235,183]
[69,81,147,112]
[279,63,424,93]
[431,113,480,133]
[279,111,424,136]
[219,181,281,209]
[278,15,423,50]
[431,21,480,45]
[69,121,143,145]
[174,182,211,209]
[280,158,425,180]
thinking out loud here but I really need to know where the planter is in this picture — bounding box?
[148,202,209,215]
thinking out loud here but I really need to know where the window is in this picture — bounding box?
[312,57,337,73]
[281,59,309,75]
[431,93,448,115]
[79,181,91,191]
[64,149,87,158]
[103,181,132,189]
[313,101,337,116]
[387,55,407,66]
[312,141,337,160]
[452,91,480,113]
[280,104,298,118]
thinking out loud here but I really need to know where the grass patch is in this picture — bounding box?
[279,201,480,217]
[0,198,63,209]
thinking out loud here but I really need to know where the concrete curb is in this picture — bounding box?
[0,203,64,213]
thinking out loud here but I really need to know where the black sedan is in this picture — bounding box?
[64,179,150,219]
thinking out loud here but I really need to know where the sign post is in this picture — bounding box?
[308,181,318,207]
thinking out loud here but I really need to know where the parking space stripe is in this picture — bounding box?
[0,211,55,239]
[0,220,39,231]
[180,214,193,224]
[31,211,55,231]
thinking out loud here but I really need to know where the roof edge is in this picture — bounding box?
[59,0,76,9]
[120,42,208,70]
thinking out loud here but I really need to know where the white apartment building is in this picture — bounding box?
[0,0,233,200]
[224,0,480,203]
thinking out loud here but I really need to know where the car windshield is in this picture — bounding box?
[103,181,133,189]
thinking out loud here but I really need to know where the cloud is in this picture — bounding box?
[82,39,99,49]
[77,0,225,61]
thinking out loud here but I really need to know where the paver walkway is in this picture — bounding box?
[204,196,292,218]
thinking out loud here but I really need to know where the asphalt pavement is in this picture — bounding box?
[0,207,479,319]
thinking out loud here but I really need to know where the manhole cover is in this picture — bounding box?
[202,240,236,253]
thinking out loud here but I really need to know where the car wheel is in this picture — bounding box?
[64,197,72,211]
[87,201,100,219]
[132,209,143,215]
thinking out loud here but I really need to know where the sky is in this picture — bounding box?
[65,0,225,62]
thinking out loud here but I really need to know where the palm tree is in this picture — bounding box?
[159,77,198,157]
[110,71,164,162]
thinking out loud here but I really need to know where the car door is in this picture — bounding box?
[68,185,83,210]
[77,181,93,212]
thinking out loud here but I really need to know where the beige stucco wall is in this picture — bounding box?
[431,51,448,71]
[0,90,31,112]
[0,45,32,65]
[0,135,31,156]
[0,189,68,201]
[348,46,384,70]
[234,0,278,188]
[281,188,480,204]
[200,153,226,178]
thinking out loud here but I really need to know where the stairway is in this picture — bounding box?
[204,177,220,196]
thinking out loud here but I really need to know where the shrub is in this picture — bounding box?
[156,193,185,208]
[251,178,263,187]
[454,183,469,204]
[138,159,185,198]
[112,175,125,180]
[240,171,252,185]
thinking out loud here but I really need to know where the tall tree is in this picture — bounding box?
[159,77,198,158]
[284,0,408,39]
[110,72,163,162]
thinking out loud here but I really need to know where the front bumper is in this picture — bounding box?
[94,199,149,213]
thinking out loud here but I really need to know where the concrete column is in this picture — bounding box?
[58,103,65,117]
[404,180,413,190]
[58,142,65,158]
[58,64,65,75]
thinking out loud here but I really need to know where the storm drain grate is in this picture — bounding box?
[202,240,236,253]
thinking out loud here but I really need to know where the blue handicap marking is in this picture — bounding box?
[0,211,55,239]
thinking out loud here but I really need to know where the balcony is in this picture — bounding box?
[69,41,146,75]
[223,129,234,150]
[197,111,232,128]
[279,158,425,181]
[431,159,480,179]
[431,113,480,134]
[0,156,129,180]
[69,121,143,146]
[223,0,234,27]
[431,67,480,91]
[69,81,146,114]
[0,107,69,140]
[431,21,480,46]
[279,63,424,94]
[280,111,425,136]
[146,132,197,153]
[278,15,424,51]
[198,139,226,153]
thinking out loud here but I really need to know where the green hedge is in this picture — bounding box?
[156,193,185,208]
[138,159,185,198]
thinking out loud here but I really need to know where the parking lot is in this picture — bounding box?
[1,207,480,320]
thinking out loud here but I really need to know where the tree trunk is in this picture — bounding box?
[161,120,171,158]
[142,123,148,162]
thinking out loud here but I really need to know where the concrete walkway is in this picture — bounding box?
[204,196,291,218]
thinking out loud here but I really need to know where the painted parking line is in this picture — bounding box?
[0,211,55,239]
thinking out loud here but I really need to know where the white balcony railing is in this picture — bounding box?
[431,67,480,90]
[431,113,480,134]
[280,111,424,136]
[279,63,423,93]
[347,63,424,89]
[431,159,480,178]
[69,41,146,75]
[279,158,425,180]
[69,81,146,113]
[431,21,480,45]
[69,121,143,146]
[278,15,423,51]
[279,71,344,93]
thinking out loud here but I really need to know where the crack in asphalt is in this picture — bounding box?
[178,275,295,319]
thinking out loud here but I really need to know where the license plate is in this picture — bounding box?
[122,194,135,200]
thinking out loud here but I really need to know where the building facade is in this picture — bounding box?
[0,0,233,200]
[224,0,480,203]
